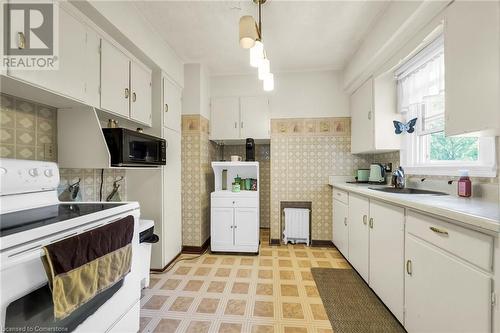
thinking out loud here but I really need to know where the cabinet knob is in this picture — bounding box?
[232,201,235,204]
[406,259,413,275]
[165,104,169,112]
[234,122,237,129]
[362,215,367,225]
[369,218,374,229]
[367,111,372,120]
[344,217,347,226]
[132,92,137,102]
[125,88,129,99]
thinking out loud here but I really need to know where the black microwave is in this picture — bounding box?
[102,128,166,167]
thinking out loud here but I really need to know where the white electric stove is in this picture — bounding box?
[0,158,141,332]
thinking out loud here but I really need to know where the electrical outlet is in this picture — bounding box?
[44,144,55,161]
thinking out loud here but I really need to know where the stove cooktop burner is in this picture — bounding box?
[0,203,125,237]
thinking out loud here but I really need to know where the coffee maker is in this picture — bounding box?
[246,138,255,161]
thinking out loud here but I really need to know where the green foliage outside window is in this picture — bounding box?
[429,132,479,161]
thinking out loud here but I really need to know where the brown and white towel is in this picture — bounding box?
[43,215,134,320]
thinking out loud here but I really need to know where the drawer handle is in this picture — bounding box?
[369,218,374,229]
[132,92,137,102]
[125,88,129,99]
[165,103,169,112]
[362,215,367,225]
[430,226,449,236]
[406,260,412,275]
[344,217,347,226]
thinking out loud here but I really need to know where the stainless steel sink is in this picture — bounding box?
[368,187,448,195]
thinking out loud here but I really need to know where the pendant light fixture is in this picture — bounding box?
[239,0,274,91]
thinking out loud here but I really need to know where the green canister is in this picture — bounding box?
[244,178,252,190]
[232,182,240,192]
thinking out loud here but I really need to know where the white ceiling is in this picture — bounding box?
[133,1,390,75]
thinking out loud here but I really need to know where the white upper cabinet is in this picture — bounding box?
[100,39,152,126]
[8,5,91,104]
[100,39,130,118]
[350,75,400,154]
[130,60,152,126]
[163,76,182,132]
[444,1,500,136]
[240,96,270,139]
[211,97,240,140]
[211,96,270,141]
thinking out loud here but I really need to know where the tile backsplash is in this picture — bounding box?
[0,93,57,161]
[0,93,127,201]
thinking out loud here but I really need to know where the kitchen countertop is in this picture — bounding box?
[329,181,500,234]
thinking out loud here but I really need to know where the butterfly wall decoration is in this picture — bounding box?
[393,118,417,134]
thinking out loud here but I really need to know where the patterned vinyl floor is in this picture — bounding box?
[140,229,351,333]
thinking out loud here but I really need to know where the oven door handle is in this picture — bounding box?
[3,248,45,270]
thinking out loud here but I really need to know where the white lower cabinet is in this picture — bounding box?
[348,194,370,281]
[211,195,259,253]
[334,187,494,332]
[332,198,349,258]
[405,234,491,332]
[368,200,405,323]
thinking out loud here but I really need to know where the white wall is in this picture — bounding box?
[211,70,349,119]
[182,64,211,119]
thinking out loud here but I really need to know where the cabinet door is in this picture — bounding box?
[348,194,370,281]
[444,1,499,136]
[210,97,240,140]
[350,78,374,154]
[332,199,349,258]
[240,96,270,139]
[130,61,152,126]
[405,235,491,332]
[211,207,234,250]
[84,27,101,108]
[100,39,130,118]
[163,128,181,264]
[8,6,87,102]
[369,200,404,323]
[234,207,259,251]
[163,77,182,132]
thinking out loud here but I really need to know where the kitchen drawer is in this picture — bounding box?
[332,189,349,204]
[212,196,258,208]
[406,210,493,271]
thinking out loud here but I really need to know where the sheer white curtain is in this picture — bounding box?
[396,36,444,115]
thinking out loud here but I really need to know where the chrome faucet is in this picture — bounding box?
[391,166,405,189]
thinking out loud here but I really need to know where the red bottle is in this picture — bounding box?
[457,170,472,197]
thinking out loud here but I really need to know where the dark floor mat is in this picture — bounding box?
[311,267,406,333]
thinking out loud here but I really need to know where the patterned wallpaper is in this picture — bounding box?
[181,115,217,247]
[0,93,127,201]
[270,117,372,242]
[217,144,271,228]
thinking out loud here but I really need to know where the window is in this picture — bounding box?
[397,35,496,177]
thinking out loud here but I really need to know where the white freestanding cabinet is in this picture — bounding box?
[210,96,270,141]
[211,162,260,253]
[350,76,400,154]
[163,76,182,132]
[444,1,500,136]
[332,194,349,258]
[347,194,370,281]
[368,200,405,323]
